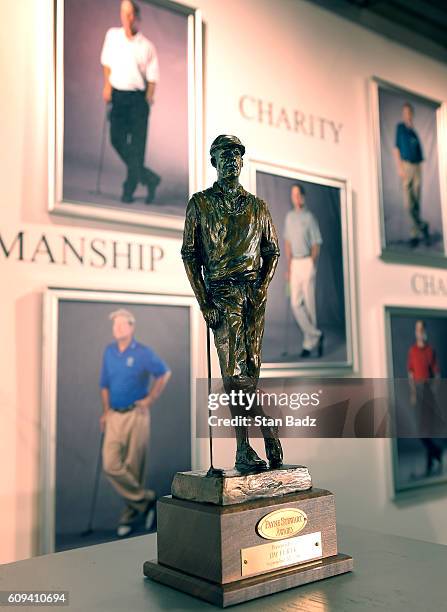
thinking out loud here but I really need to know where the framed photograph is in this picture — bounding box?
[49,0,202,231]
[250,160,356,374]
[385,306,447,495]
[40,289,200,554]
[371,78,447,265]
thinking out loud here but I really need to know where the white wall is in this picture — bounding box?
[1,0,447,564]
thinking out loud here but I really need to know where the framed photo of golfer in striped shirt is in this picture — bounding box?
[49,0,202,232]
[249,159,357,375]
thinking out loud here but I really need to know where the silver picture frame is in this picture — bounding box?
[40,288,202,554]
[249,159,358,376]
[48,0,203,232]
[370,77,447,267]
[385,305,447,497]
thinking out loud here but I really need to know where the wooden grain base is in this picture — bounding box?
[156,490,337,584]
[144,553,353,608]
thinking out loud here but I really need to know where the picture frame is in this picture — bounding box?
[40,288,201,553]
[249,159,357,376]
[49,0,203,232]
[385,305,447,495]
[370,77,447,267]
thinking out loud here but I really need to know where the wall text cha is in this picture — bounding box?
[411,273,447,296]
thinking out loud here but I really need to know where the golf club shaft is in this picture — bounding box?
[207,324,215,470]
[84,431,104,533]
[95,105,109,195]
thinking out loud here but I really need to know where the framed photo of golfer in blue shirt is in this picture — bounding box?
[371,77,447,265]
[40,289,200,554]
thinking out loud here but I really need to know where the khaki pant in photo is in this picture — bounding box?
[401,161,426,238]
[102,407,151,512]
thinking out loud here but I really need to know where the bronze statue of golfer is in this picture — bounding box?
[181,134,283,472]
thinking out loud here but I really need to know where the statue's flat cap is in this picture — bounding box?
[210,135,245,158]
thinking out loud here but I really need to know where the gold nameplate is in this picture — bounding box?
[241,531,322,577]
[256,507,307,540]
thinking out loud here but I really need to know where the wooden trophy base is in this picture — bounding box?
[144,553,352,608]
[143,475,353,608]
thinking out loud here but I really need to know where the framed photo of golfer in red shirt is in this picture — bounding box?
[386,306,447,495]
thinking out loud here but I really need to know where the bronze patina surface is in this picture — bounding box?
[171,465,312,505]
[181,135,283,472]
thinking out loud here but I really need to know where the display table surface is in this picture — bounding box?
[0,525,445,611]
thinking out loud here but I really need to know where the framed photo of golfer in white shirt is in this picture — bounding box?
[49,0,202,231]
[249,160,357,374]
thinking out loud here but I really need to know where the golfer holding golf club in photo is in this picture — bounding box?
[99,309,171,537]
[101,0,161,204]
